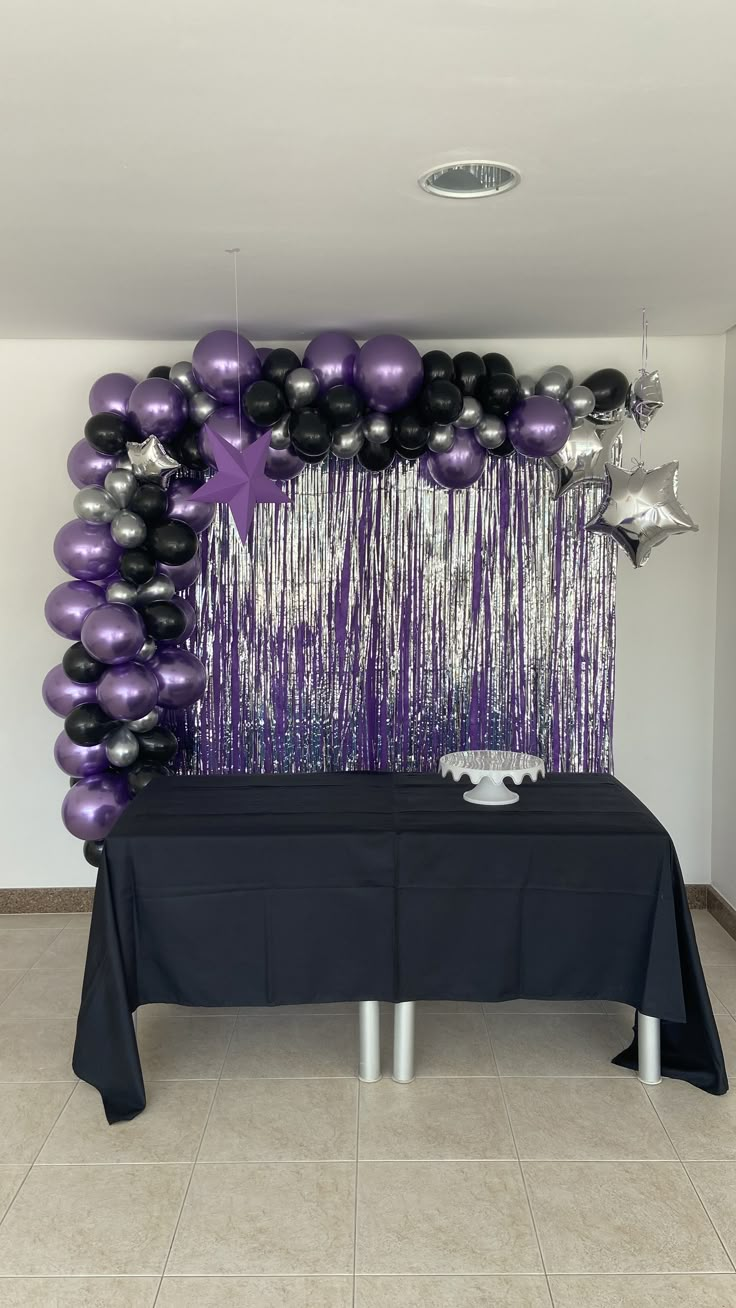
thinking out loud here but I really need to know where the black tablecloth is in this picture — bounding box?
[73,772,727,1121]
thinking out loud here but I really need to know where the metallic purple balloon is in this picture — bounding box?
[167,477,216,534]
[81,603,146,665]
[88,372,136,417]
[265,444,304,482]
[97,661,159,720]
[192,331,261,404]
[354,335,423,413]
[53,521,122,581]
[256,347,272,365]
[427,429,487,490]
[45,580,106,639]
[165,596,196,643]
[159,549,202,591]
[67,440,119,489]
[200,408,259,463]
[128,378,188,441]
[43,665,97,717]
[61,772,129,841]
[506,395,572,459]
[54,730,109,778]
[304,331,360,391]
[152,648,207,708]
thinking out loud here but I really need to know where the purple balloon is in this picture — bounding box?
[43,665,97,717]
[303,331,360,392]
[54,731,109,779]
[265,445,305,482]
[67,439,119,489]
[427,429,488,490]
[97,662,159,720]
[152,648,207,708]
[200,408,259,464]
[53,521,122,582]
[81,603,146,665]
[192,330,261,404]
[45,580,106,639]
[128,378,188,441]
[62,772,129,841]
[167,477,216,534]
[506,395,572,459]
[159,549,202,591]
[88,372,136,417]
[354,335,423,413]
[167,595,196,643]
[256,347,272,365]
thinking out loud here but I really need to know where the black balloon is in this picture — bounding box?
[453,352,485,396]
[147,365,171,379]
[582,368,629,413]
[487,437,515,459]
[172,425,209,472]
[359,439,396,472]
[244,380,287,428]
[420,380,463,425]
[128,763,171,796]
[318,385,363,429]
[140,601,187,642]
[422,350,455,384]
[148,521,198,566]
[130,483,169,525]
[83,840,104,867]
[65,704,117,746]
[393,410,429,451]
[476,372,519,416]
[262,348,301,387]
[62,641,105,685]
[483,352,515,377]
[137,727,179,766]
[120,549,156,585]
[84,412,133,457]
[395,442,424,462]
[289,410,330,463]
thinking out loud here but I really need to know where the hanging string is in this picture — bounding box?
[636,307,648,466]
[225,247,242,447]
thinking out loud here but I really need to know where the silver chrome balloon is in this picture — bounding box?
[269,416,292,450]
[455,397,482,430]
[104,468,137,509]
[362,412,392,445]
[111,510,147,548]
[627,369,664,432]
[535,370,569,401]
[127,436,180,484]
[127,707,161,734]
[189,391,218,427]
[105,725,140,768]
[137,636,157,662]
[588,460,698,567]
[116,455,133,472]
[544,421,621,499]
[135,574,175,606]
[516,374,535,399]
[106,579,139,605]
[284,367,319,410]
[331,421,364,459]
[564,384,596,425]
[73,486,116,524]
[427,424,456,454]
[474,414,507,450]
[548,364,574,392]
[169,360,198,397]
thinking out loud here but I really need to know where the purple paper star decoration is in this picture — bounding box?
[190,429,288,544]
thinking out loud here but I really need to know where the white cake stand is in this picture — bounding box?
[439,750,545,807]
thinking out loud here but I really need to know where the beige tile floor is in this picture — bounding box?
[0,910,734,1304]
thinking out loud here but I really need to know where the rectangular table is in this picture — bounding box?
[73,772,727,1122]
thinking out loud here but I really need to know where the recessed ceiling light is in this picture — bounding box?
[418,160,520,199]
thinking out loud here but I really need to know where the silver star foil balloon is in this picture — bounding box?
[127,436,180,484]
[545,420,622,499]
[587,461,698,567]
[627,369,664,432]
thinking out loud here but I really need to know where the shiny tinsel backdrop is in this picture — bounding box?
[43,330,697,867]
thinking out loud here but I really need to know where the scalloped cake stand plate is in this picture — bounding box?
[439,750,545,807]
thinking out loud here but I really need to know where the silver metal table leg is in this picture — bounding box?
[638,1012,661,1085]
[359,1000,381,1082]
[393,1000,415,1083]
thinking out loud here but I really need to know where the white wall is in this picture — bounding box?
[0,336,723,888]
[712,326,736,907]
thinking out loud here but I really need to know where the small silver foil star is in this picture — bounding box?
[587,461,698,567]
[626,369,664,432]
[545,420,622,499]
[127,437,180,484]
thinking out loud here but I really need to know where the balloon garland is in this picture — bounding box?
[44,331,696,866]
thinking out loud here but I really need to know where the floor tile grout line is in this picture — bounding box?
[352,1074,361,1307]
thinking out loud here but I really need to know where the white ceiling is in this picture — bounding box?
[3,0,736,339]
